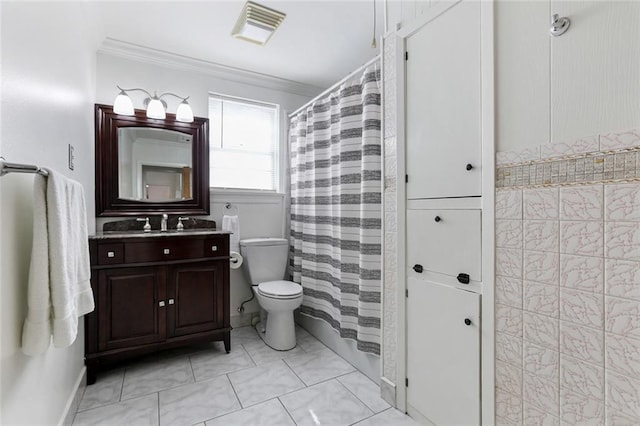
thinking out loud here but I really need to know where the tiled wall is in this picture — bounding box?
[495,130,640,425]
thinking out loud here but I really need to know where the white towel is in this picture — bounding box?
[222,214,240,252]
[22,170,95,355]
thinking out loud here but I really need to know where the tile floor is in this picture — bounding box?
[72,326,418,426]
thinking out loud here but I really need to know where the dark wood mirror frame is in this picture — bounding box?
[95,104,210,216]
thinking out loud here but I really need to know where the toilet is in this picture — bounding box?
[239,238,303,350]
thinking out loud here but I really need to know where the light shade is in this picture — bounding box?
[113,91,134,115]
[231,1,285,45]
[146,98,166,119]
[176,100,194,123]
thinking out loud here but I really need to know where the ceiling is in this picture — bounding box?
[96,0,384,91]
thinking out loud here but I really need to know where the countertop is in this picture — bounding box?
[90,229,232,240]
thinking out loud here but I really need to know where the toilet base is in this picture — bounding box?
[255,310,296,351]
[251,285,303,351]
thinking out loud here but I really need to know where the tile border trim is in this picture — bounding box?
[497,128,640,189]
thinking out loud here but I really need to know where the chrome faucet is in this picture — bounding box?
[176,217,189,231]
[136,217,151,232]
[161,214,168,232]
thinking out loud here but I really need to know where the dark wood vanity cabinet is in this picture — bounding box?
[86,232,230,384]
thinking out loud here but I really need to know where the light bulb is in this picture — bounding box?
[113,91,134,115]
[146,98,166,119]
[176,100,194,123]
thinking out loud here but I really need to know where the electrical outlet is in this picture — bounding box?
[68,144,75,171]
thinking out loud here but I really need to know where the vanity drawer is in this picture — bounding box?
[124,240,203,263]
[97,243,124,265]
[203,236,229,257]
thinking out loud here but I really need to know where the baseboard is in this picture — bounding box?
[380,376,397,407]
[59,367,86,426]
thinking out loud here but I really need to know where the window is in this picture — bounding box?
[209,94,279,191]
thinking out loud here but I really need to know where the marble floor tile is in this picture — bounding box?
[231,326,263,346]
[77,368,124,412]
[205,398,295,426]
[190,345,255,381]
[74,324,395,426]
[228,360,305,407]
[353,408,420,426]
[284,348,355,386]
[243,339,306,365]
[121,356,194,400]
[159,375,240,426]
[279,379,373,426]
[296,333,328,353]
[72,394,158,426]
[337,371,391,413]
[295,325,312,339]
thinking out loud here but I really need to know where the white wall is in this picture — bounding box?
[95,52,314,324]
[496,0,640,152]
[0,2,102,424]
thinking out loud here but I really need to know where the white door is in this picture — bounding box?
[405,0,481,199]
[406,278,481,425]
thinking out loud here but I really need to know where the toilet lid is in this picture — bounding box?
[258,280,302,298]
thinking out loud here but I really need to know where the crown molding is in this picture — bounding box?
[98,38,323,98]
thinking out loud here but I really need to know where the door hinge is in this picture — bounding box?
[405,51,409,61]
[405,174,408,183]
[406,378,409,387]
[405,289,408,298]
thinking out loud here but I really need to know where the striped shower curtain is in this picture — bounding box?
[289,64,382,355]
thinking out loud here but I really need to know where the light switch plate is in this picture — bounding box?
[68,144,75,171]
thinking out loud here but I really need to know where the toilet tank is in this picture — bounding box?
[239,238,289,284]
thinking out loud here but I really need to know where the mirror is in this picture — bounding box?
[118,127,193,202]
[95,104,210,216]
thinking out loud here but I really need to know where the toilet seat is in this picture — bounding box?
[257,280,303,299]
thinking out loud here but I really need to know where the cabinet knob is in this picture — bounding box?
[163,248,170,255]
[466,164,473,171]
[211,245,217,252]
[158,301,165,307]
[413,264,424,273]
[168,299,174,305]
[107,251,115,258]
[457,273,470,284]
[464,318,472,326]
[434,216,441,223]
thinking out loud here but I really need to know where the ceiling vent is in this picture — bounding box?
[231,1,286,46]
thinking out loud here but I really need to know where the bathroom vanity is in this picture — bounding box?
[85,229,230,384]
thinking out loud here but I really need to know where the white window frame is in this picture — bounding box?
[208,92,283,194]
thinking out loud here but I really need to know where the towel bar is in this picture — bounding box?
[0,157,49,177]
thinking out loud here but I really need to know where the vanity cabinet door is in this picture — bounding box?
[97,266,166,351]
[166,260,229,338]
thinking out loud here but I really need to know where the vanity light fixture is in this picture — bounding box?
[231,1,286,45]
[113,86,194,123]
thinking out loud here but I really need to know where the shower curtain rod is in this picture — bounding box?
[289,54,381,118]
